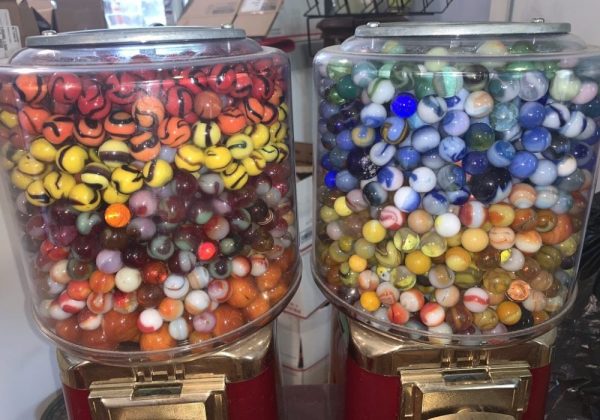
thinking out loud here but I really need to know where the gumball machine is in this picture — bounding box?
[313,21,600,419]
[0,26,300,419]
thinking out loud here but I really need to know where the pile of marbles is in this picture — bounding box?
[314,39,599,344]
[0,55,298,353]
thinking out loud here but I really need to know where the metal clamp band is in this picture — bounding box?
[58,324,274,389]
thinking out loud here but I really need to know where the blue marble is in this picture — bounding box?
[488,74,519,103]
[318,118,329,134]
[360,103,387,127]
[335,130,354,151]
[518,101,545,129]
[319,100,340,119]
[495,123,522,142]
[542,103,570,130]
[437,164,466,192]
[321,132,337,150]
[391,92,418,118]
[536,92,550,105]
[574,96,600,118]
[439,136,467,162]
[441,110,469,137]
[529,159,558,186]
[462,152,489,175]
[509,151,539,179]
[381,116,409,145]
[486,141,516,167]
[521,127,551,152]
[584,126,600,146]
[444,89,469,111]
[468,167,512,204]
[417,95,447,124]
[556,155,578,177]
[324,170,338,188]
[411,125,441,153]
[519,71,549,102]
[572,142,593,167]
[422,189,449,215]
[535,185,559,209]
[555,168,585,192]
[396,146,421,170]
[542,135,570,160]
[369,141,396,166]
[446,188,470,205]
[421,149,446,170]
[393,186,421,212]
[559,111,586,138]
[489,102,519,131]
[326,114,348,134]
[321,153,334,171]
[347,148,378,180]
[377,165,404,191]
[352,61,378,88]
[329,147,350,169]
[335,170,358,192]
[351,125,377,148]
[340,101,361,126]
[575,116,597,141]
[409,166,437,193]
[363,181,388,206]
[551,190,574,214]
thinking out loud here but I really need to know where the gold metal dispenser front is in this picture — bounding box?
[400,362,531,419]
[88,372,227,420]
[59,325,274,419]
[348,319,555,420]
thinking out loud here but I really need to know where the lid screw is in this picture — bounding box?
[366,22,380,28]
[531,17,545,23]
[42,30,57,36]
[221,23,233,29]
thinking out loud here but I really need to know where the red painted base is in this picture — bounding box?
[227,363,278,420]
[62,362,278,420]
[344,356,550,420]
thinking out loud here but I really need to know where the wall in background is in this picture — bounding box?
[490,0,600,43]
[0,206,61,419]
[413,0,491,22]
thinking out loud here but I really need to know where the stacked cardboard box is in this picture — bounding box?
[177,0,282,37]
[276,149,333,385]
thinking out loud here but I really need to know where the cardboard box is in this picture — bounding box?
[267,0,317,39]
[280,355,330,385]
[177,0,282,37]
[177,0,241,27]
[277,304,332,385]
[54,0,106,32]
[0,0,39,42]
[0,25,21,59]
[26,0,51,25]
[233,0,282,37]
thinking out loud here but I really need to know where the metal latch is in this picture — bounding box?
[400,362,532,420]
[88,374,228,420]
